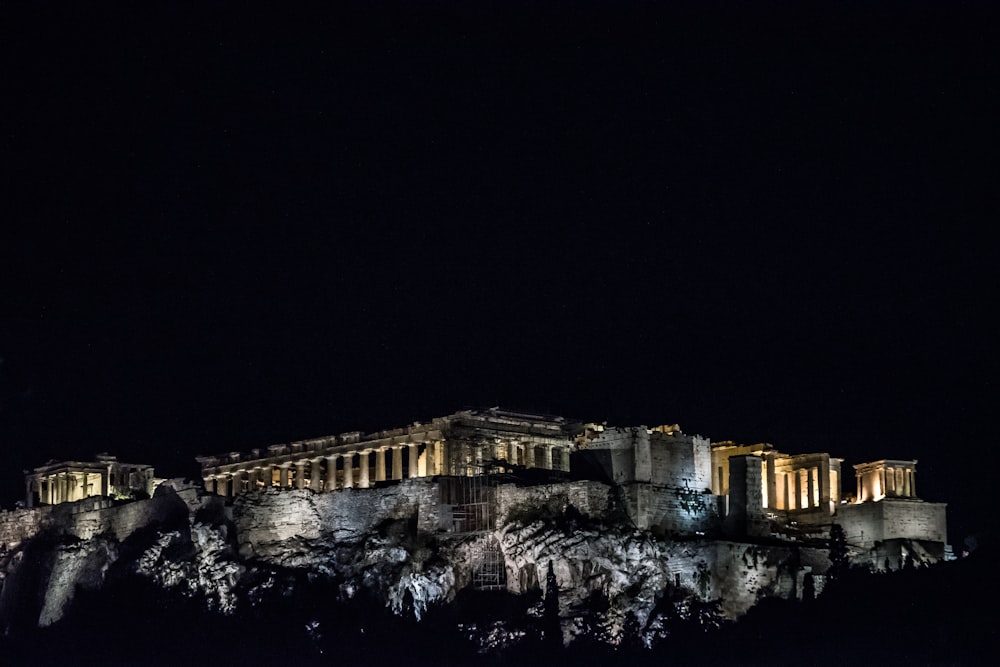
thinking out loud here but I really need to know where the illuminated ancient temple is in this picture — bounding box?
[853,459,918,502]
[710,441,843,516]
[195,408,577,497]
[24,454,155,507]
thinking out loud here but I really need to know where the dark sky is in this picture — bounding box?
[2,3,996,543]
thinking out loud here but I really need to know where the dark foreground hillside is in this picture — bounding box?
[2,537,996,666]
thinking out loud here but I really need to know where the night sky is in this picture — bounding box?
[2,4,996,544]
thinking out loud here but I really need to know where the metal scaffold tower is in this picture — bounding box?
[441,462,507,591]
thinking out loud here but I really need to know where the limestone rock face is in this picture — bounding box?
[135,523,244,614]
[0,480,828,647]
[38,537,118,626]
[498,522,672,634]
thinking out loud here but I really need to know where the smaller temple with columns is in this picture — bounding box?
[24,454,155,507]
[854,459,917,503]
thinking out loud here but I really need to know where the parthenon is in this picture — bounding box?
[195,409,577,497]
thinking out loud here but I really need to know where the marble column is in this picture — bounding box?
[408,444,419,479]
[432,441,443,475]
[392,446,403,480]
[878,468,886,499]
[765,454,777,510]
[909,470,916,497]
[325,455,338,491]
[233,469,246,496]
[903,468,911,497]
[856,472,862,503]
[310,458,323,492]
[807,468,815,508]
[473,444,483,473]
[261,464,273,490]
[358,450,371,488]
[375,447,387,482]
[525,444,536,468]
[544,446,553,470]
[819,459,831,512]
[342,454,354,489]
[295,461,306,490]
[279,464,290,488]
[204,476,216,494]
[439,440,450,476]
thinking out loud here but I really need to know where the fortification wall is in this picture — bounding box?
[649,433,712,490]
[0,507,53,552]
[0,487,194,552]
[577,428,639,484]
[58,492,188,541]
[626,482,718,534]
[705,541,827,617]
[233,478,442,558]
[881,500,947,543]
[836,499,946,550]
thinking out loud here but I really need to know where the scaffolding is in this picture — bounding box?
[440,467,507,591]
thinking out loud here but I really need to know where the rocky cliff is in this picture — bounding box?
[0,478,830,651]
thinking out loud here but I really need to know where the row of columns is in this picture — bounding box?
[27,469,111,507]
[206,443,439,497]
[857,466,915,502]
[885,466,915,497]
[204,440,571,498]
[474,443,564,471]
[774,465,829,511]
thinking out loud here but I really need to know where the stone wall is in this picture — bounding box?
[233,478,443,558]
[0,506,53,552]
[835,499,946,551]
[575,427,639,484]
[626,482,718,534]
[722,455,768,537]
[649,432,712,490]
[0,488,193,553]
[705,541,826,617]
